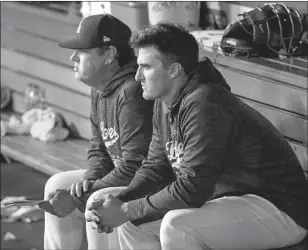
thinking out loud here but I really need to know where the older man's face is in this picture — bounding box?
[70,47,107,85]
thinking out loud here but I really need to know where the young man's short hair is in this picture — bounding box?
[131,22,199,74]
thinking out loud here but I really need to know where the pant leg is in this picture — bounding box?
[44,170,86,250]
[159,194,308,250]
[118,220,162,250]
[86,186,127,250]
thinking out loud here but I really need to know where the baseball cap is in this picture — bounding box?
[59,14,132,49]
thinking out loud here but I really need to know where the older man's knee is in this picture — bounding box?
[44,172,68,200]
[44,170,85,200]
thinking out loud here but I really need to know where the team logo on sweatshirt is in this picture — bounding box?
[100,121,119,148]
[166,140,184,171]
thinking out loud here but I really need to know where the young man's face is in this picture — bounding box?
[135,46,173,101]
[70,47,108,85]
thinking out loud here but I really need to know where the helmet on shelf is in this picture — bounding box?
[220,3,308,57]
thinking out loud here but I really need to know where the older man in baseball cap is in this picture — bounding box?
[41,14,154,250]
[59,14,131,49]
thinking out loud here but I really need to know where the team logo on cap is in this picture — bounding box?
[103,36,111,42]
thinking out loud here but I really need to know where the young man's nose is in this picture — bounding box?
[135,68,144,82]
[70,51,79,62]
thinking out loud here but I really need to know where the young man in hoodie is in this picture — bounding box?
[41,14,154,250]
[84,23,308,250]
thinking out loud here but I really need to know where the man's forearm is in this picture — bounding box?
[116,159,175,202]
[115,174,165,202]
[121,196,167,225]
[83,165,112,180]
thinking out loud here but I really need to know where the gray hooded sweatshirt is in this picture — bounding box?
[117,58,308,230]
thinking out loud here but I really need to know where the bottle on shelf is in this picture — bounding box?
[24,83,45,111]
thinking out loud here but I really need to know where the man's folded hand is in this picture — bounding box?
[40,189,82,218]
[85,194,129,230]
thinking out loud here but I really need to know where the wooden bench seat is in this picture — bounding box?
[1,134,88,176]
[1,112,88,176]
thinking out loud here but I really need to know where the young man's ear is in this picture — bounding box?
[170,62,182,79]
[105,45,117,65]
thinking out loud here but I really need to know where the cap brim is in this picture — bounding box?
[58,35,95,50]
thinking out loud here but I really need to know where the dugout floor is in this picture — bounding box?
[1,160,48,250]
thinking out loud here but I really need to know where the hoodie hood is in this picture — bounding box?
[100,57,138,97]
[170,58,231,113]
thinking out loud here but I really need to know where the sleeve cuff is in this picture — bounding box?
[124,198,147,221]
[83,168,111,180]
[123,197,165,225]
